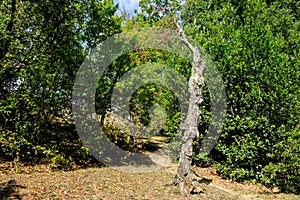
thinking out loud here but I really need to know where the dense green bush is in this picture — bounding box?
[261,125,300,194]
[183,0,300,193]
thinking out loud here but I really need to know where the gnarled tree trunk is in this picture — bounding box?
[171,22,206,195]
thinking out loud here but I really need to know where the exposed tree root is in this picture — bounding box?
[169,172,204,196]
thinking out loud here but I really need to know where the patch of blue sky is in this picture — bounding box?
[114,0,140,16]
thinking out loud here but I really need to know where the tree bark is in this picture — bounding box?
[171,22,206,195]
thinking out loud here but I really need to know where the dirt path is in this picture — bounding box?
[1,162,299,200]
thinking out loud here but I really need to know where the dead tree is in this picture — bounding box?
[170,21,206,195]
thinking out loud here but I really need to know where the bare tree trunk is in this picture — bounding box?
[171,22,206,195]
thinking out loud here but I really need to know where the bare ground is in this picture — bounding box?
[0,162,299,200]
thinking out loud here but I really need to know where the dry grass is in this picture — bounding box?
[0,162,299,200]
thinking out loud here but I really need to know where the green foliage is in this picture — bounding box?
[0,0,121,167]
[182,0,299,193]
[121,0,299,193]
[95,48,191,142]
[261,126,300,194]
[1,0,299,195]
[102,124,139,152]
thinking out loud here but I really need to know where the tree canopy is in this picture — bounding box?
[0,0,121,166]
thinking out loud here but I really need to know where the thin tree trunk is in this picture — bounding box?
[171,21,206,195]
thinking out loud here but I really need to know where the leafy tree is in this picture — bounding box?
[0,0,121,167]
